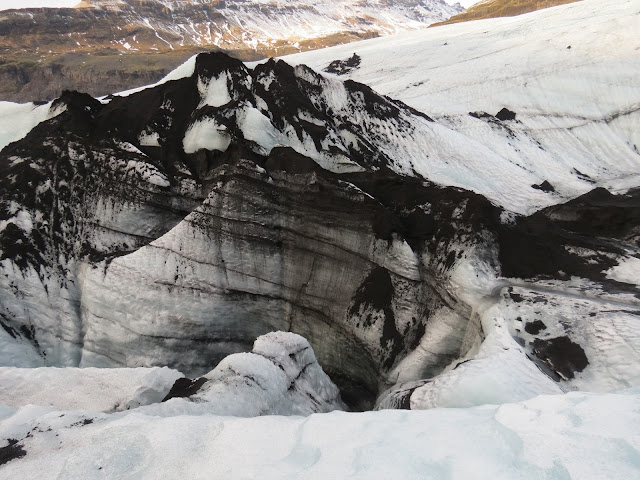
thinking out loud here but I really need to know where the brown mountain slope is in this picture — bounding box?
[0,0,461,102]
[432,0,582,26]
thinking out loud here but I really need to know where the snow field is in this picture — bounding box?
[0,367,182,412]
[1,388,639,479]
[284,0,640,214]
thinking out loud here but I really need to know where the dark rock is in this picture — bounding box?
[163,377,208,401]
[469,111,494,120]
[508,288,524,302]
[525,319,547,335]
[264,147,327,175]
[572,168,595,183]
[497,187,640,285]
[495,107,516,121]
[532,336,589,380]
[325,53,362,75]
[71,418,95,427]
[0,439,26,466]
[532,180,555,192]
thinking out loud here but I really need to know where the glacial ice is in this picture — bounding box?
[285,0,640,215]
[0,1,638,477]
[605,256,640,285]
[197,72,232,108]
[1,388,639,479]
[0,367,182,412]
[189,331,346,416]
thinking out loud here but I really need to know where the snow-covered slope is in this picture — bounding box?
[0,332,345,416]
[1,388,639,478]
[284,0,640,214]
[75,0,462,52]
[186,331,346,416]
[0,102,56,152]
[0,367,182,412]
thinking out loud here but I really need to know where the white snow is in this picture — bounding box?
[116,141,145,155]
[198,72,232,108]
[606,256,640,286]
[237,106,281,152]
[125,160,171,187]
[410,320,564,409]
[492,284,640,393]
[0,209,35,235]
[284,0,640,214]
[0,367,182,412]
[183,118,231,153]
[0,101,53,152]
[180,332,346,417]
[1,388,639,479]
[138,130,161,147]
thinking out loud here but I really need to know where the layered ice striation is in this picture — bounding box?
[0,12,639,413]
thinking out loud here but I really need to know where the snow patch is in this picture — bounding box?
[183,118,232,154]
[0,209,34,235]
[237,106,281,153]
[125,160,170,188]
[198,72,232,107]
[117,141,145,156]
[0,101,52,152]
[605,256,640,286]
[138,130,161,147]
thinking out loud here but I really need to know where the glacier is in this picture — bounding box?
[0,0,639,477]
[285,0,640,215]
[0,0,637,405]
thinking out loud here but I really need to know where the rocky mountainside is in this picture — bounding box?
[431,0,581,26]
[0,0,461,102]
